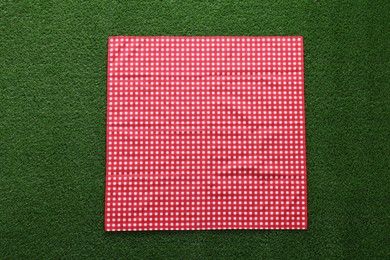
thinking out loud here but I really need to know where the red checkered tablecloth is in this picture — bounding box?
[105,36,307,231]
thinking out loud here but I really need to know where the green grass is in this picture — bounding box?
[1,0,389,258]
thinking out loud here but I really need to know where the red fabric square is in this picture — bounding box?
[105,36,307,231]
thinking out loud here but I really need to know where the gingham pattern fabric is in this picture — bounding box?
[105,36,307,231]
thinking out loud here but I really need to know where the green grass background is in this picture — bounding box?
[1,0,389,258]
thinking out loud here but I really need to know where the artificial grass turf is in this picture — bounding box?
[0,0,389,258]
